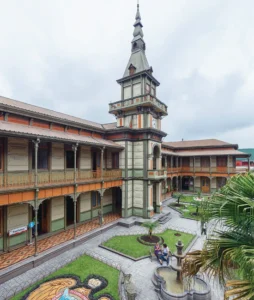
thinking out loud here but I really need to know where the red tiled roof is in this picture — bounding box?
[0,121,123,148]
[0,96,103,130]
[161,148,249,157]
[163,139,234,148]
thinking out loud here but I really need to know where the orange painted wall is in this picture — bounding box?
[8,115,29,125]
[33,120,50,129]
[0,180,123,206]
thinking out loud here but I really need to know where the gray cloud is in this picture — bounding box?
[0,0,253,147]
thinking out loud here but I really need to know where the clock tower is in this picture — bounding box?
[108,2,168,218]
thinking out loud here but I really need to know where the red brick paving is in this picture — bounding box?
[0,213,120,270]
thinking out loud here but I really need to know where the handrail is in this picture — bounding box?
[0,169,122,190]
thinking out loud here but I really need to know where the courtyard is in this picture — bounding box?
[0,198,224,300]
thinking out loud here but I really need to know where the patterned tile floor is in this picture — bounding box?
[0,213,120,270]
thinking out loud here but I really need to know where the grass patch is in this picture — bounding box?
[11,255,120,300]
[173,195,209,204]
[103,229,195,259]
[170,203,203,221]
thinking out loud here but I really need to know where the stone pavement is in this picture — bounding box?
[0,198,224,300]
[0,213,120,270]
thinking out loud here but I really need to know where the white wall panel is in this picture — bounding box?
[52,143,64,170]
[8,138,29,171]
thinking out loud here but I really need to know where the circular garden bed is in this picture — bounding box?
[137,235,164,246]
[174,233,181,237]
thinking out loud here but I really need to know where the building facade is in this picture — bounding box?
[0,4,250,254]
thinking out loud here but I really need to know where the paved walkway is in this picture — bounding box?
[0,199,224,300]
[0,213,120,270]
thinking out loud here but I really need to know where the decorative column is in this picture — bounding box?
[193,157,196,176]
[72,143,78,182]
[171,156,173,173]
[227,155,230,175]
[72,143,78,239]
[248,157,250,172]
[101,147,105,179]
[33,138,40,187]
[100,147,105,221]
[32,138,40,257]
[98,189,105,225]
[34,190,39,256]
[100,194,104,225]
[210,156,212,176]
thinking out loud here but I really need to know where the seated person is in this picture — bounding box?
[159,243,171,265]
[154,242,161,259]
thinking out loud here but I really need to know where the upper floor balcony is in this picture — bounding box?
[0,169,122,191]
[109,94,168,116]
[148,169,167,180]
[166,166,236,175]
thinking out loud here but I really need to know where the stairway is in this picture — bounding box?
[158,212,171,224]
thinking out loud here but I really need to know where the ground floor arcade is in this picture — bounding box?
[0,187,122,253]
[161,176,228,195]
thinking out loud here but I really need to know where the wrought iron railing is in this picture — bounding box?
[0,169,122,190]
[166,167,236,174]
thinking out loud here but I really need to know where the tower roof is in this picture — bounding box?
[122,2,151,78]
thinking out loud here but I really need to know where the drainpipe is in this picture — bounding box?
[32,138,40,257]
[72,143,78,239]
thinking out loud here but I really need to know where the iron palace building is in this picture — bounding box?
[0,4,250,254]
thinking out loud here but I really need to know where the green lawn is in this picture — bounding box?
[173,195,209,204]
[103,229,195,259]
[11,255,120,300]
[171,203,203,221]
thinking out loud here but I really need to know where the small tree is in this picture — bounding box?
[174,192,184,205]
[142,221,160,238]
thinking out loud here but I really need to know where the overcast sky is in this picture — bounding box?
[0,0,253,148]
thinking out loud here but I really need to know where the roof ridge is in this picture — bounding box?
[0,95,103,129]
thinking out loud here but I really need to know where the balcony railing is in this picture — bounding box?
[165,167,236,175]
[148,170,167,179]
[0,169,122,191]
[167,167,181,173]
[109,94,168,115]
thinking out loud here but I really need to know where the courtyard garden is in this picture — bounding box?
[11,255,120,300]
[169,193,209,221]
[102,228,195,259]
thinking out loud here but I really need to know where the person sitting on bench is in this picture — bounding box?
[159,244,170,265]
[154,242,161,260]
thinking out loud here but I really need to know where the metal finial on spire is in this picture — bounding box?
[135,0,141,21]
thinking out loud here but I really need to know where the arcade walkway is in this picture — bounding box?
[0,213,120,270]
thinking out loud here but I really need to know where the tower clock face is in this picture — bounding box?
[152,118,156,128]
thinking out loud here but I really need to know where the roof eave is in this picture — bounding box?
[116,70,160,86]
[0,130,124,150]
[0,104,105,134]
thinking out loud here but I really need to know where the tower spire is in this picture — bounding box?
[121,1,150,78]
[132,1,145,52]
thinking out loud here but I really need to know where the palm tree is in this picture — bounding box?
[142,221,160,238]
[183,173,254,300]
